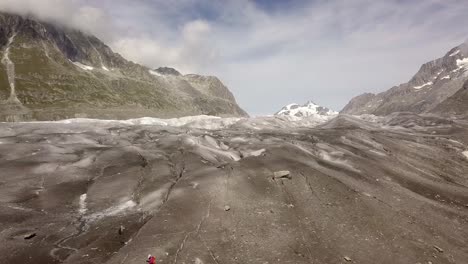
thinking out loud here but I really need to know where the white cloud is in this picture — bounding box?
[112,19,218,74]
[0,0,111,38]
[182,20,211,43]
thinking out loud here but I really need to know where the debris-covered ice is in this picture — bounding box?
[1,113,468,264]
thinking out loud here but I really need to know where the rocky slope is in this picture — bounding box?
[432,79,468,116]
[0,12,247,121]
[341,41,468,115]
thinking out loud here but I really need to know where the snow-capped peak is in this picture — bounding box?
[275,101,338,118]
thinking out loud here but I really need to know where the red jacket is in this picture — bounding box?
[147,256,156,264]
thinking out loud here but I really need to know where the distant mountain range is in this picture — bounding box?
[0,12,247,121]
[341,41,468,116]
[275,101,338,119]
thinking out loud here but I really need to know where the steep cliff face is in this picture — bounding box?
[0,12,247,121]
[341,42,468,116]
[340,93,376,115]
[432,79,468,116]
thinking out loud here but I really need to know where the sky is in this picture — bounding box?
[1,0,468,115]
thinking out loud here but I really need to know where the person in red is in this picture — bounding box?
[147,254,156,264]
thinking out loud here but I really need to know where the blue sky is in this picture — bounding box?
[2,0,468,115]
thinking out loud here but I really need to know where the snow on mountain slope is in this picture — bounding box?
[342,41,468,116]
[275,101,338,119]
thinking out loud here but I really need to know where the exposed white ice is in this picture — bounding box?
[72,156,95,168]
[440,75,450,80]
[293,143,315,156]
[245,149,266,157]
[33,163,59,174]
[102,200,136,216]
[7,205,33,211]
[21,113,339,130]
[413,81,433,90]
[72,61,94,71]
[448,139,464,146]
[462,151,468,160]
[318,150,358,172]
[140,188,166,211]
[55,115,241,130]
[203,135,220,149]
[131,116,241,129]
[183,135,241,162]
[79,194,87,214]
[219,142,230,150]
[86,200,137,222]
[231,137,248,143]
[369,149,387,156]
[449,50,460,56]
[102,66,109,71]
[456,58,468,69]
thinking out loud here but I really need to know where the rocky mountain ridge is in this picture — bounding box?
[341,41,468,116]
[0,12,247,121]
